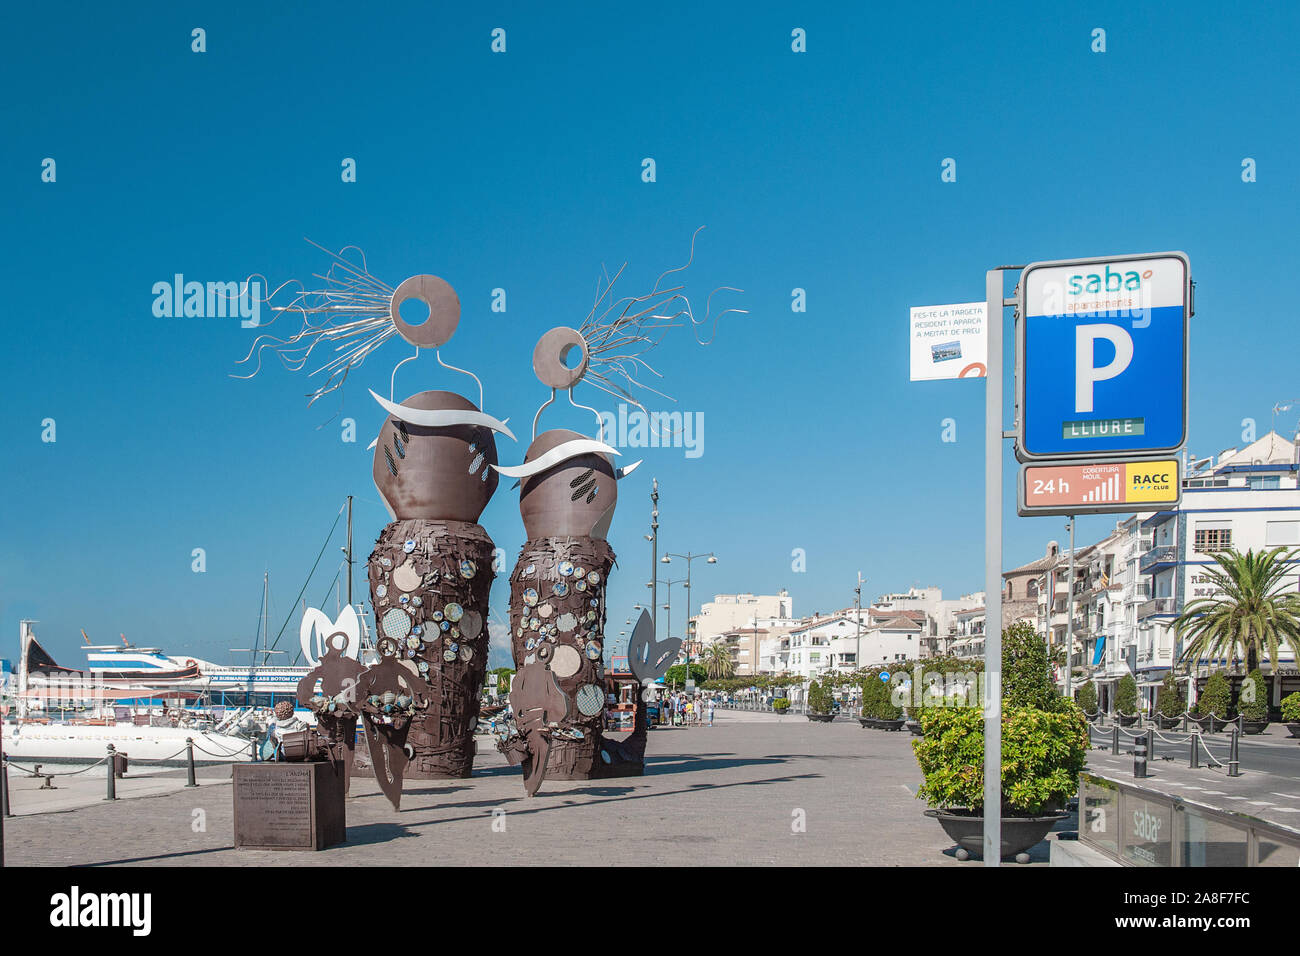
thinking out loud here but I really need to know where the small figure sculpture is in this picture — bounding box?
[295,606,366,792]
[357,636,431,809]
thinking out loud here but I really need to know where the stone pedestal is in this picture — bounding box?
[233,761,346,851]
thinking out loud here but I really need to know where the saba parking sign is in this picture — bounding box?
[1016,252,1191,461]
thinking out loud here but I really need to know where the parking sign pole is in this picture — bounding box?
[984,268,1010,866]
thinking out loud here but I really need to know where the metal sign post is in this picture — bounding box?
[983,267,1022,866]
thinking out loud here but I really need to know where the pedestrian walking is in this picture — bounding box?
[707,698,715,727]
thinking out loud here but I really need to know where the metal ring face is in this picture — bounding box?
[390,274,461,348]
[531,326,589,389]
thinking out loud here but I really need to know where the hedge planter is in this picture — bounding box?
[1156,715,1183,731]
[807,713,835,723]
[924,808,1068,862]
[1117,714,1139,727]
[1240,720,1269,735]
[878,718,907,731]
[906,720,924,736]
[1287,722,1300,739]
[1206,716,1233,733]
[1188,715,1211,731]
[858,717,875,728]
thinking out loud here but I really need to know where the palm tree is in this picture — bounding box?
[1173,547,1300,695]
[701,641,736,679]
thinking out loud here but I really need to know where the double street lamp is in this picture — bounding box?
[661,551,717,682]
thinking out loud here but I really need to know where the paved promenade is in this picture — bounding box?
[7,712,1065,866]
[7,711,1296,866]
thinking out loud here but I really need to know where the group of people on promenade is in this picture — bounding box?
[659,692,715,727]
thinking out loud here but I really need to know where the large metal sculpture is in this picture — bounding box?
[495,229,742,795]
[237,243,514,806]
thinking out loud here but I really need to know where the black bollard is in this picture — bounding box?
[104,745,117,801]
[1111,723,1120,754]
[1134,731,1148,778]
[1148,728,1157,762]
[185,738,198,788]
[1228,727,1241,777]
[1190,732,1200,769]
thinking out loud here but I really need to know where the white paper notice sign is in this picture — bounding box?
[909,302,988,381]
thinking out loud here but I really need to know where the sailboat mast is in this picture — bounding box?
[261,571,269,668]
[346,495,354,608]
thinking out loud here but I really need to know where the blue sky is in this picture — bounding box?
[3,2,1298,670]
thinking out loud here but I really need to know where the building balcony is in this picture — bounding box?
[1137,597,1177,620]
[1139,545,1179,574]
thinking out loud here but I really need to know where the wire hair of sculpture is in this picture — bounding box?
[531,226,747,444]
[230,239,485,422]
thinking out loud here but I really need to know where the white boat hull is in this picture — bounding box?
[2,723,254,764]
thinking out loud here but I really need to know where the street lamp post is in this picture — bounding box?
[661,551,717,685]
[649,480,659,641]
[1065,517,1075,699]
[855,572,865,672]
[656,576,687,688]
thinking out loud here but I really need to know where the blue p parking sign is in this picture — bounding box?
[1016,253,1190,461]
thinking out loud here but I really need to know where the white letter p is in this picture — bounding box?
[1075,324,1133,413]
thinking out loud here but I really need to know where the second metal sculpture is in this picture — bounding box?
[495,229,743,795]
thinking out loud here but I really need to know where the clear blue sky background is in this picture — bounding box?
[3,2,1298,670]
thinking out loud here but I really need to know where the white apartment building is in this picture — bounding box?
[840,611,926,670]
[690,590,794,645]
[783,613,859,679]
[1136,432,1300,707]
[950,601,988,659]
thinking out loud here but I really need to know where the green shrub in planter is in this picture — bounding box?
[1197,671,1233,717]
[860,671,901,719]
[1002,621,1059,711]
[1238,669,1269,723]
[1115,674,1138,715]
[1281,692,1300,723]
[808,681,834,715]
[1075,681,1098,714]
[1156,673,1186,718]
[772,698,790,713]
[913,703,1090,814]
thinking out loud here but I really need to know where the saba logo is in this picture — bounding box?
[1067,266,1154,295]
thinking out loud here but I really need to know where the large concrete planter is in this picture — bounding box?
[1284,722,1300,739]
[1117,714,1139,727]
[924,808,1068,862]
[1240,720,1269,735]
[807,713,835,723]
[858,717,877,728]
[878,718,907,731]
[906,720,924,737]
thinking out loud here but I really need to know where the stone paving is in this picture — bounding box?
[6,711,1072,866]
[8,710,1296,867]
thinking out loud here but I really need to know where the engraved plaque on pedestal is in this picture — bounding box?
[233,761,346,851]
